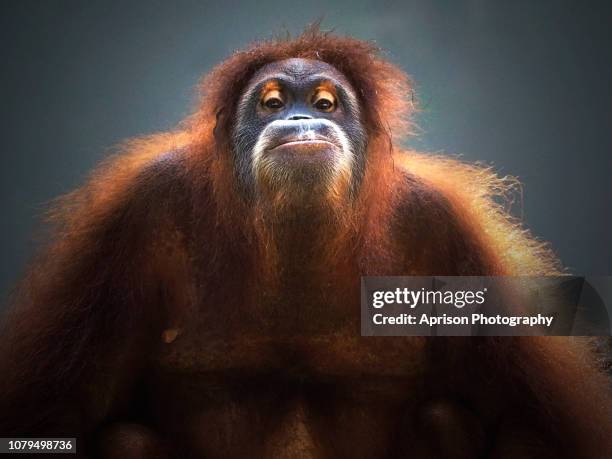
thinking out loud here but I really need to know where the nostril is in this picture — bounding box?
[288,114,313,121]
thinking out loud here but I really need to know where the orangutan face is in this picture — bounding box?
[232,58,367,203]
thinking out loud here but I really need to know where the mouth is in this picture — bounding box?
[268,134,340,152]
[270,139,337,151]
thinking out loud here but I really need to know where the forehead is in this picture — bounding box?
[247,58,351,88]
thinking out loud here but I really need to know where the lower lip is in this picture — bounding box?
[270,140,337,151]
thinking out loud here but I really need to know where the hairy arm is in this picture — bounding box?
[0,146,188,449]
[394,152,612,457]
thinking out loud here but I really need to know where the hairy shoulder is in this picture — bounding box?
[22,136,199,289]
[389,166,499,275]
[391,150,560,275]
[49,136,192,234]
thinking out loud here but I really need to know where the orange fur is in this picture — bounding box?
[0,25,609,458]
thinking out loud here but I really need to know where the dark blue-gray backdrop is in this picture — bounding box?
[1,0,611,306]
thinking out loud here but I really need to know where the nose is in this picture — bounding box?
[287,114,313,121]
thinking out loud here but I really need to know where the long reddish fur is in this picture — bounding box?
[0,26,610,456]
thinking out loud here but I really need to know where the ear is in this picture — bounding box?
[212,106,229,148]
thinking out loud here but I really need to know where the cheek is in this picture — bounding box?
[232,126,266,175]
[345,121,368,151]
[330,111,366,150]
[232,104,268,153]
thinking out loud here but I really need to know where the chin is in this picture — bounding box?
[254,146,352,207]
[255,171,351,215]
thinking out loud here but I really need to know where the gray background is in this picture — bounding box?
[1,0,611,306]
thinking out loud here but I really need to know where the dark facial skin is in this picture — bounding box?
[231,59,367,200]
